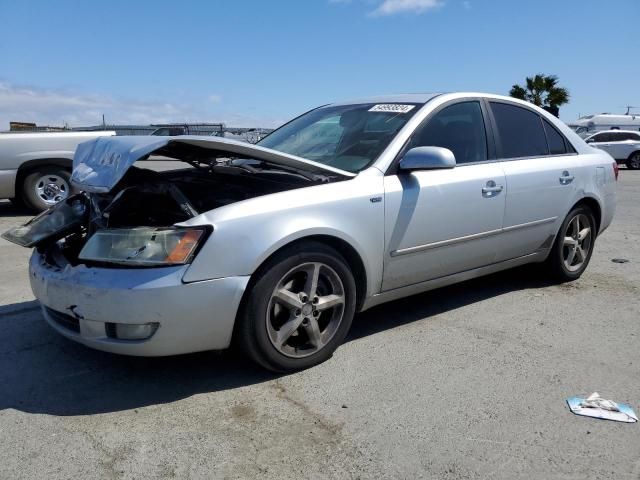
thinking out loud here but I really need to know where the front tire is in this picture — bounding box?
[236,241,357,372]
[626,152,640,170]
[21,167,72,212]
[545,206,596,282]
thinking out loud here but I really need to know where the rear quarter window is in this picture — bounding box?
[542,119,569,155]
[617,132,640,141]
[490,102,548,158]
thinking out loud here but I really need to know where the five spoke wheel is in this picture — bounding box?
[236,241,356,372]
[547,205,596,281]
[562,213,592,272]
[267,262,345,358]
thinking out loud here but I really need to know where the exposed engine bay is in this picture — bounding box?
[3,158,337,265]
[91,161,321,228]
[1,136,352,266]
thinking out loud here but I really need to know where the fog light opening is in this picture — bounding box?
[105,322,159,340]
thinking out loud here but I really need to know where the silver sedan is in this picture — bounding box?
[3,92,617,371]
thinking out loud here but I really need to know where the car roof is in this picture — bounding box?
[587,130,640,136]
[329,93,443,106]
[328,91,558,107]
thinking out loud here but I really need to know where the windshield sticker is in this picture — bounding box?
[369,104,415,113]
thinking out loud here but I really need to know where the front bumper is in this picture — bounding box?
[29,247,249,356]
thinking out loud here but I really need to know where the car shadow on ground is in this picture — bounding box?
[0,199,31,218]
[347,266,553,342]
[0,265,555,417]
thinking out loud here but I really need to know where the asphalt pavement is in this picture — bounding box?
[0,170,638,479]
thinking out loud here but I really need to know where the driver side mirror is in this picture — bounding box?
[399,146,456,171]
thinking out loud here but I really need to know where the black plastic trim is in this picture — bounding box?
[45,307,80,333]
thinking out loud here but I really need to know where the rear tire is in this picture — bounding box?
[236,241,357,372]
[21,167,72,212]
[626,152,640,170]
[545,206,596,282]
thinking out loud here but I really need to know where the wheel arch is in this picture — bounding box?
[15,158,73,196]
[571,196,602,234]
[542,195,604,264]
[627,150,640,162]
[245,234,369,313]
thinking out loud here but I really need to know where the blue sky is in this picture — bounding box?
[0,0,638,128]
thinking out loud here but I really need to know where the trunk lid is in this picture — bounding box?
[71,135,355,193]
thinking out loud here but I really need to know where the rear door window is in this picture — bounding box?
[609,132,624,142]
[592,132,612,142]
[490,102,548,158]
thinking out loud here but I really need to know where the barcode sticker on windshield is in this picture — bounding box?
[369,104,415,113]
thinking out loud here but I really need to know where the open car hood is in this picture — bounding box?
[71,135,355,193]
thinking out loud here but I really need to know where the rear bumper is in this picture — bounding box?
[29,247,249,356]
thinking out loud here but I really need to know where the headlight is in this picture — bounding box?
[78,227,209,266]
[1,195,87,247]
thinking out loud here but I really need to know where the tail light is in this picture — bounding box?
[613,162,619,181]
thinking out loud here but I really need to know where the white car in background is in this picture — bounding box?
[585,130,640,169]
[571,114,640,138]
[0,131,115,211]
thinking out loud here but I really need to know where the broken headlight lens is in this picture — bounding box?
[78,227,208,266]
[1,195,88,247]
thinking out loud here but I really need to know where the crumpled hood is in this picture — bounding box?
[71,135,355,193]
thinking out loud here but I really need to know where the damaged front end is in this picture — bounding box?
[2,182,209,267]
[2,194,89,248]
[3,135,352,268]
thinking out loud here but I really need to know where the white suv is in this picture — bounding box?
[585,130,640,169]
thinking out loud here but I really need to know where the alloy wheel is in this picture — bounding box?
[266,262,345,358]
[562,213,592,272]
[629,153,640,170]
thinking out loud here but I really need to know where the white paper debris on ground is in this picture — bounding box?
[567,392,638,423]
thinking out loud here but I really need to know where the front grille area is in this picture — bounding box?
[45,307,80,333]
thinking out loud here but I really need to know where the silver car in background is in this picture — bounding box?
[585,130,640,169]
[3,93,617,372]
[0,131,115,211]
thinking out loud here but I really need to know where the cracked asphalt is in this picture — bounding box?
[0,169,638,479]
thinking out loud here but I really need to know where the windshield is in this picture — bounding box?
[258,103,420,172]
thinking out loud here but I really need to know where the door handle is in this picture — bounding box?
[482,180,503,197]
[559,171,574,185]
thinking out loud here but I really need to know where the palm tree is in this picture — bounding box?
[509,74,569,116]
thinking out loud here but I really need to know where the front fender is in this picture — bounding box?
[182,174,386,298]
